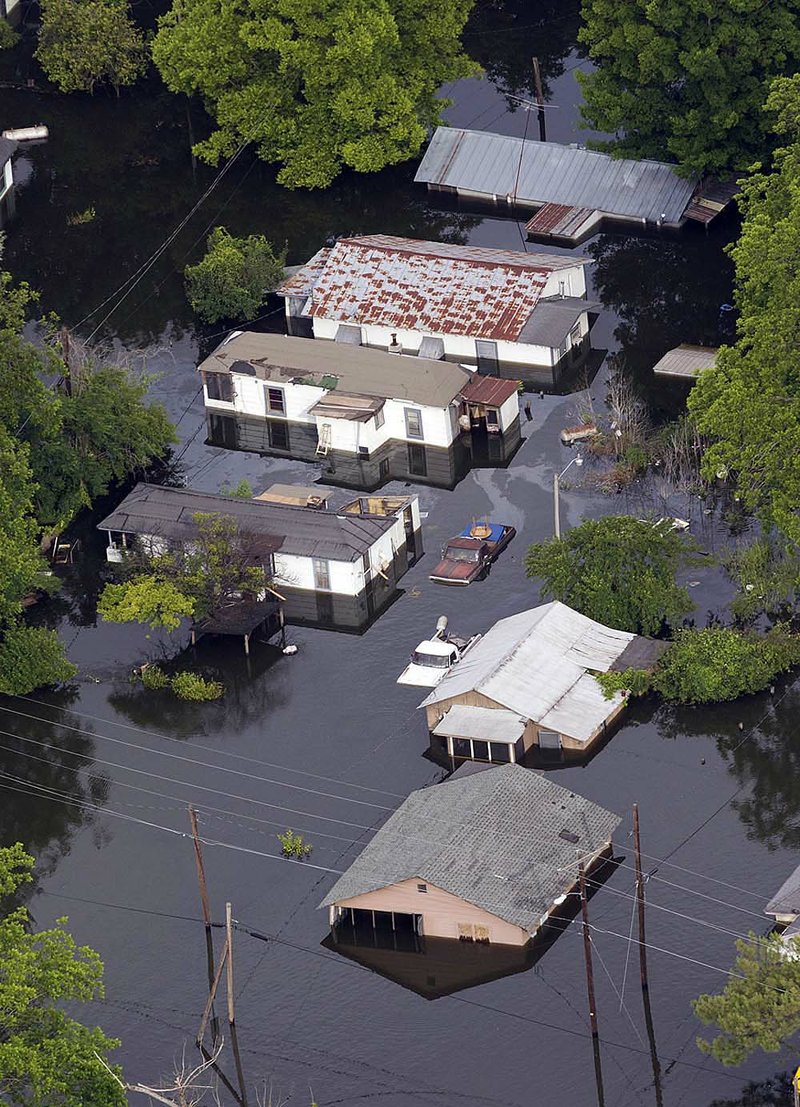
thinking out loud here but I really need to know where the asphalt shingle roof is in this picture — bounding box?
[320,763,620,935]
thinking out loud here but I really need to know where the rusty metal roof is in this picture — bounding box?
[299,234,585,343]
[460,375,520,407]
[279,248,332,298]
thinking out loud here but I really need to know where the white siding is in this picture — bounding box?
[497,391,520,432]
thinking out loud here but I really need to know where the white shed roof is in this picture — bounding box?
[420,602,635,744]
[433,705,526,743]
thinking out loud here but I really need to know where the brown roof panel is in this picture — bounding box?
[460,375,520,407]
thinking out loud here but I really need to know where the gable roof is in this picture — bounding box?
[97,483,395,562]
[766,863,800,919]
[415,128,697,224]
[198,331,474,408]
[320,763,620,935]
[420,602,640,743]
[278,234,586,343]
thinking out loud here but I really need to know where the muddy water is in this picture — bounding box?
[1,5,794,1105]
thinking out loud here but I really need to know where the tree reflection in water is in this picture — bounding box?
[708,1071,792,1107]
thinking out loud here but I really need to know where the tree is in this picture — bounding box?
[688,76,800,543]
[724,537,800,624]
[97,574,195,631]
[185,227,285,323]
[694,932,800,1065]
[152,0,479,189]
[577,0,800,175]
[656,626,800,703]
[0,626,77,695]
[524,516,698,635]
[36,0,148,95]
[0,843,125,1106]
[0,430,45,626]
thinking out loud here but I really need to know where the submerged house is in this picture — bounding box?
[421,601,666,762]
[199,331,522,490]
[766,864,800,943]
[277,234,595,387]
[321,762,620,948]
[415,128,736,243]
[98,483,421,632]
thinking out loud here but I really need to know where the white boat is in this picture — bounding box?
[397,617,481,688]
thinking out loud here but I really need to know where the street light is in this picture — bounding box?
[554,455,583,539]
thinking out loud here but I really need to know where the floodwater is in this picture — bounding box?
[0,4,796,1105]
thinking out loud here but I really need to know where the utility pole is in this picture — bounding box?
[579,863,605,1107]
[532,57,547,143]
[633,804,664,1107]
[226,903,249,1107]
[553,471,561,539]
[189,806,220,1046]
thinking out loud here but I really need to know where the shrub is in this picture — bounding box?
[140,663,169,690]
[0,625,77,694]
[184,227,286,324]
[278,829,312,859]
[170,670,224,701]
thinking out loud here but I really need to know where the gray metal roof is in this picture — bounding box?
[198,331,473,408]
[652,345,718,379]
[421,602,642,744]
[320,763,620,935]
[766,863,800,919]
[517,297,600,348]
[415,128,698,224]
[97,483,395,562]
[0,137,16,165]
[433,705,526,743]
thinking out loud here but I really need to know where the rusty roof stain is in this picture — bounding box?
[291,234,585,343]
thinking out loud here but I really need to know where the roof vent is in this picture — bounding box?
[559,829,580,844]
[388,332,402,355]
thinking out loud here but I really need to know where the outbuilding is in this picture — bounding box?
[321,762,620,948]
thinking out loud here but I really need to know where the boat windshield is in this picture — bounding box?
[445,546,480,562]
[411,649,455,667]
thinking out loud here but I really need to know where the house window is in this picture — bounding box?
[486,409,499,428]
[489,742,511,763]
[313,558,331,590]
[208,413,236,448]
[569,323,583,361]
[407,443,427,477]
[266,385,286,414]
[361,552,371,581]
[268,420,290,451]
[378,458,390,481]
[538,729,561,750]
[472,740,489,761]
[374,407,385,430]
[475,340,499,375]
[556,340,568,362]
[417,883,428,893]
[204,373,234,403]
[404,408,423,439]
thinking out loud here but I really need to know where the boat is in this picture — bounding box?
[2,125,49,142]
[429,520,516,586]
[397,616,481,687]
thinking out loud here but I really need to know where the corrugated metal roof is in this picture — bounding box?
[517,297,600,348]
[652,344,718,379]
[433,705,526,742]
[278,248,331,298]
[766,863,800,918]
[460,374,520,407]
[319,763,620,935]
[97,483,395,562]
[415,128,698,224]
[199,331,473,408]
[421,602,643,744]
[293,234,584,343]
[526,203,600,239]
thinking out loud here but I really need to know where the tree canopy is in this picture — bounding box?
[36,0,148,95]
[689,76,800,543]
[185,227,286,323]
[577,0,800,174]
[152,0,478,188]
[0,843,125,1106]
[524,516,698,635]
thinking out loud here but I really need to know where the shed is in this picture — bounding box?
[321,762,620,948]
[652,345,718,380]
[191,597,284,654]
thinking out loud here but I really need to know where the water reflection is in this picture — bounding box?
[708,1073,792,1107]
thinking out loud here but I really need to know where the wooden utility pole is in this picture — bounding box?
[579,863,605,1107]
[633,804,664,1107]
[226,903,249,1107]
[189,806,220,1046]
[532,56,547,143]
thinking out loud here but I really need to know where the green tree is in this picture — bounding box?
[689,76,800,543]
[577,0,800,175]
[0,626,77,695]
[36,0,148,95]
[97,574,195,631]
[0,843,125,1106]
[0,430,45,625]
[524,516,698,635]
[185,227,285,323]
[694,932,800,1065]
[152,0,479,189]
[724,538,800,624]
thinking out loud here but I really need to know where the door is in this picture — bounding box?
[475,340,499,375]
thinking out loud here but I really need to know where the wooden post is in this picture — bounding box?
[189,806,219,1045]
[226,903,249,1107]
[579,863,605,1107]
[532,56,546,143]
[633,804,664,1107]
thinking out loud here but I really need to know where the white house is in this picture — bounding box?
[97,483,422,632]
[277,235,596,387]
[198,331,522,489]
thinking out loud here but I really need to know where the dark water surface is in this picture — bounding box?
[1,5,795,1105]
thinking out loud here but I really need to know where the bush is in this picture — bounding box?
[170,670,224,701]
[140,663,169,690]
[185,227,286,324]
[36,0,147,94]
[278,829,312,859]
[0,625,77,694]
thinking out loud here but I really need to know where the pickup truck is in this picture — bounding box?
[397,632,481,687]
[429,521,516,586]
